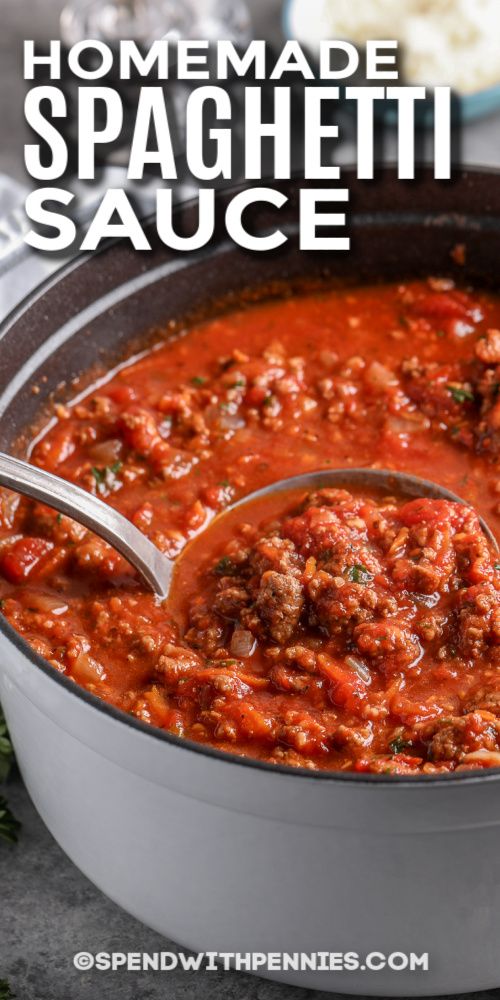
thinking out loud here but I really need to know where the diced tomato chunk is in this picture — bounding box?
[0,537,54,583]
[410,290,482,324]
[398,497,469,530]
[105,384,137,405]
[34,427,75,470]
[317,654,367,714]
[245,385,269,407]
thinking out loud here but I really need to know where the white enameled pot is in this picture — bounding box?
[1,171,500,995]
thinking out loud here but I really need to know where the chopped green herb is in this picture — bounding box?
[213,556,239,577]
[0,706,13,784]
[0,795,21,845]
[91,466,105,484]
[91,462,122,486]
[389,736,412,755]
[231,380,246,389]
[447,384,475,404]
[191,376,206,387]
[436,329,446,338]
[495,563,500,572]
[318,548,334,563]
[0,981,16,1000]
[218,480,231,489]
[263,395,274,407]
[56,513,63,524]
[346,564,373,584]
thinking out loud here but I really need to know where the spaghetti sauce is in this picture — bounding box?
[0,278,499,773]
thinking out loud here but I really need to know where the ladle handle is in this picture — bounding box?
[0,452,172,598]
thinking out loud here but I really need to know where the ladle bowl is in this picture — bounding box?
[0,453,497,597]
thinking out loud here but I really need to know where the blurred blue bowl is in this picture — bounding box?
[282,0,500,123]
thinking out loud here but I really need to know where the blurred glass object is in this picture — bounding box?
[60,0,251,45]
[0,175,27,222]
[0,174,29,264]
[190,0,251,45]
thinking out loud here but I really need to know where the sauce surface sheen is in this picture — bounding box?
[1,278,499,774]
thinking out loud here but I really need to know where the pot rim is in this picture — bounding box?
[1,167,500,788]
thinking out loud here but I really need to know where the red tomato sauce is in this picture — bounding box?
[0,278,499,773]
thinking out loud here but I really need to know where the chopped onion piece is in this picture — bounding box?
[365,361,399,390]
[386,414,430,435]
[345,656,372,684]
[230,629,256,658]
[25,591,69,616]
[72,651,106,684]
[88,438,123,464]
[462,749,500,767]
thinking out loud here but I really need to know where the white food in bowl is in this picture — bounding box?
[287,0,500,94]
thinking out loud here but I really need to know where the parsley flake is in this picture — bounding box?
[346,564,373,584]
[91,462,123,487]
[447,385,475,404]
[389,736,412,755]
[213,556,239,577]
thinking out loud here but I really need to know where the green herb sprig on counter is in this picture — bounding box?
[0,796,20,845]
[0,705,14,784]
[0,980,16,1000]
[0,705,20,845]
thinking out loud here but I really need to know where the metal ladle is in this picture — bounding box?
[0,454,497,599]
